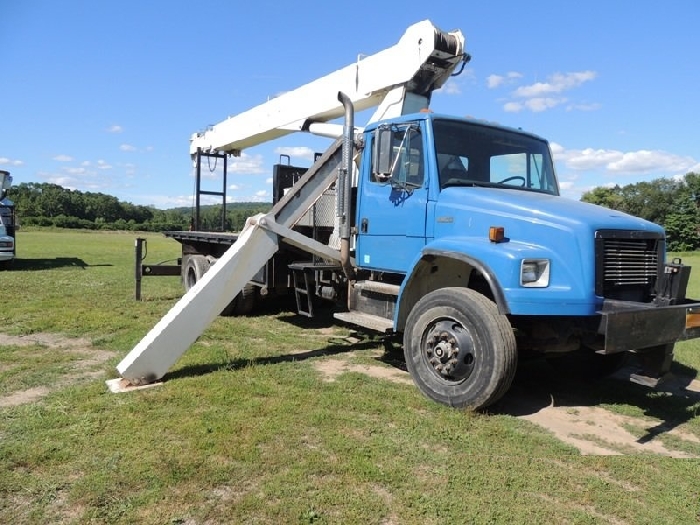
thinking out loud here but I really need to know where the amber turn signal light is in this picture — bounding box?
[489,226,505,243]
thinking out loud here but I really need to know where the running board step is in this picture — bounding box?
[353,281,400,296]
[333,311,394,333]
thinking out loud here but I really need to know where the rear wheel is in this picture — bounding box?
[221,283,257,316]
[183,254,210,292]
[183,255,257,316]
[403,287,517,409]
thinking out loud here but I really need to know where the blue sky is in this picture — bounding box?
[2,0,699,209]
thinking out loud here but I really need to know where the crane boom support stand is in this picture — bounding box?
[111,20,467,389]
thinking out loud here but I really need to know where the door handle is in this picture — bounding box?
[360,218,369,233]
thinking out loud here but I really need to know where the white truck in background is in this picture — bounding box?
[0,170,16,269]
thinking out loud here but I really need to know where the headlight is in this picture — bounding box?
[520,259,550,287]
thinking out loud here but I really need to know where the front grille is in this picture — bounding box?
[595,230,663,300]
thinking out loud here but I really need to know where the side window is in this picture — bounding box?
[371,125,424,186]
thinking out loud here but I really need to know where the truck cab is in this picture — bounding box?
[358,113,664,321]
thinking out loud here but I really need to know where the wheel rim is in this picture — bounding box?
[422,319,476,383]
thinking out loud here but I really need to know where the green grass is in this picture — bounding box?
[1,229,700,524]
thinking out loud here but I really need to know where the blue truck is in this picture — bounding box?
[118,21,700,409]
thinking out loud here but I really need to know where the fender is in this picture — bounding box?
[394,239,510,331]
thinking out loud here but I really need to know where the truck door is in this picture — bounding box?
[356,123,428,273]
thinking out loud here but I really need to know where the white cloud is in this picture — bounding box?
[524,97,567,112]
[274,146,316,162]
[265,177,273,184]
[607,150,695,174]
[437,79,461,95]
[505,97,569,113]
[500,71,598,113]
[549,142,565,155]
[120,144,137,152]
[566,102,602,112]
[0,157,23,167]
[487,75,504,89]
[255,190,269,197]
[97,160,112,170]
[229,152,266,174]
[107,125,123,133]
[558,181,575,190]
[687,162,700,174]
[53,154,74,162]
[229,184,240,190]
[138,194,193,208]
[64,167,87,175]
[487,71,522,89]
[47,175,79,189]
[555,145,698,175]
[513,71,597,98]
[503,102,523,113]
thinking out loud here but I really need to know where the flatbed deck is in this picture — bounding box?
[163,230,239,246]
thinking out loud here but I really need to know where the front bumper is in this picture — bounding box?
[597,299,700,353]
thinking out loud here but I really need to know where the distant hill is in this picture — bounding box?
[10,182,272,232]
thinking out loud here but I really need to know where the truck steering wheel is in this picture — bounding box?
[497,175,526,186]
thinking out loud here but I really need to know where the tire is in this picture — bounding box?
[183,255,210,292]
[220,283,257,316]
[403,287,517,410]
[547,349,628,380]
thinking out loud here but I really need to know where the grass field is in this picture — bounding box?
[1,229,700,524]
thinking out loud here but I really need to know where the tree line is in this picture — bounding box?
[581,172,700,251]
[9,182,271,232]
[8,175,700,250]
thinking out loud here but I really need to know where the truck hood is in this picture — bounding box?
[431,187,665,316]
[434,187,664,238]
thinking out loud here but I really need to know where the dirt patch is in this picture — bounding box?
[314,359,413,385]
[313,352,413,386]
[0,386,52,408]
[0,332,93,349]
[500,364,700,457]
[520,404,698,457]
[313,351,700,457]
[0,332,115,408]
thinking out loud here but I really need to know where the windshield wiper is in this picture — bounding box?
[442,179,491,188]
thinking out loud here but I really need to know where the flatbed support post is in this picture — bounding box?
[135,237,145,300]
[117,219,279,384]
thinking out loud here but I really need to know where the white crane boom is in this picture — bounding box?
[189,20,466,156]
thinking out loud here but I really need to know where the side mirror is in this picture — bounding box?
[373,127,393,179]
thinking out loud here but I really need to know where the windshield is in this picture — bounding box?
[432,119,559,195]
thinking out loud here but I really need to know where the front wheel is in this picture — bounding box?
[403,288,517,409]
